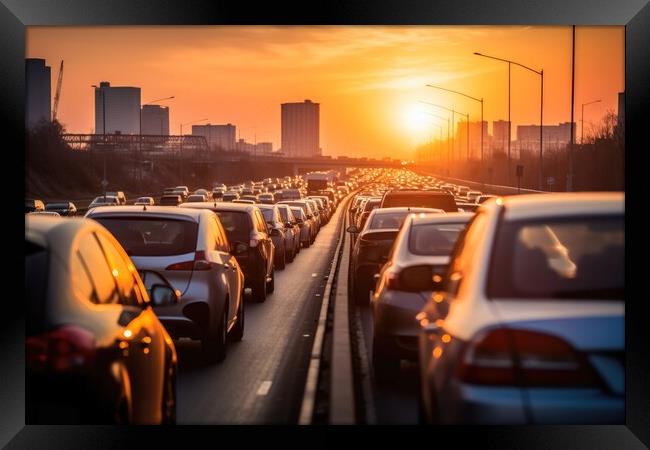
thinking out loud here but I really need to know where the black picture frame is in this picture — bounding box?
[5,0,649,447]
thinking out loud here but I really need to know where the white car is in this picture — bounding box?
[134,197,155,206]
[88,195,119,209]
[417,192,624,424]
[86,206,245,362]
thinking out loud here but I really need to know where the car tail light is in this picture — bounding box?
[165,250,212,271]
[27,325,96,372]
[456,328,599,387]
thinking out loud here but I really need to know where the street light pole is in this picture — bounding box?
[473,52,543,188]
[581,99,602,143]
[426,84,484,186]
[419,101,469,178]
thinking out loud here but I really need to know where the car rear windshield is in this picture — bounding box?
[261,208,276,223]
[214,211,252,243]
[381,192,457,212]
[93,217,198,256]
[160,197,179,205]
[369,212,412,230]
[409,222,467,256]
[487,215,624,300]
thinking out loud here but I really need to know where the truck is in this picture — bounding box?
[305,171,338,193]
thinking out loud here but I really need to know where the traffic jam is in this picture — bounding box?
[25,168,624,424]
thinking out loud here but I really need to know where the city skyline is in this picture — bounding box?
[26,26,624,159]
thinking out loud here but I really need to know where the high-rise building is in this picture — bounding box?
[94,81,140,134]
[26,58,51,129]
[456,121,488,159]
[256,142,273,154]
[191,123,236,151]
[141,104,170,135]
[281,100,320,157]
[516,122,576,151]
[492,120,510,151]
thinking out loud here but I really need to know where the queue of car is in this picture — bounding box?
[347,169,624,425]
[24,172,351,424]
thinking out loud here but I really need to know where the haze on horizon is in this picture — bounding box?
[26,25,624,160]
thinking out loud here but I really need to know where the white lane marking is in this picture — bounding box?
[257,381,272,396]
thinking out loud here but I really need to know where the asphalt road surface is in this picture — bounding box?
[176,205,346,424]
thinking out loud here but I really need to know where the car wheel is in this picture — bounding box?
[303,237,310,248]
[230,293,245,341]
[267,265,275,293]
[162,363,177,424]
[252,271,267,303]
[287,241,295,263]
[372,338,400,384]
[202,308,227,363]
[277,244,286,270]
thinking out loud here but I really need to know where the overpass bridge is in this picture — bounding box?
[62,133,402,179]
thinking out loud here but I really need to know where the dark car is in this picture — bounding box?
[380,189,457,212]
[258,193,276,204]
[348,207,444,305]
[181,202,275,303]
[26,199,45,213]
[258,204,289,269]
[45,202,78,216]
[278,189,302,201]
[26,215,178,424]
[159,195,182,206]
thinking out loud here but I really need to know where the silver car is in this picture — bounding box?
[417,193,624,424]
[371,212,472,380]
[86,206,245,362]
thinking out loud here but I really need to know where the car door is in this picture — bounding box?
[94,230,165,424]
[209,214,241,326]
[254,209,273,276]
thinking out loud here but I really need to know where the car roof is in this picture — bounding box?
[86,205,208,222]
[371,207,445,214]
[408,212,473,225]
[180,202,257,213]
[498,192,624,220]
[26,216,106,255]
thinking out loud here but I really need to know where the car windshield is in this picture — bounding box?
[213,211,251,243]
[409,222,467,256]
[488,215,624,300]
[93,217,198,257]
[369,212,413,230]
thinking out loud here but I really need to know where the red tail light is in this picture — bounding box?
[165,250,212,271]
[27,325,96,372]
[456,328,599,387]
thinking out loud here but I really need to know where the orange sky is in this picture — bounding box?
[26,26,624,160]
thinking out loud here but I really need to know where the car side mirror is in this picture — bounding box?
[231,241,248,255]
[285,222,293,228]
[350,207,358,213]
[270,228,282,237]
[150,284,180,307]
[346,225,359,234]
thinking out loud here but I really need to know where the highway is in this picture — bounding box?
[174,199,347,424]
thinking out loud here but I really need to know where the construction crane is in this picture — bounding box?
[52,60,63,122]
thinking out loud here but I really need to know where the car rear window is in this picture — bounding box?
[214,211,252,243]
[488,215,624,300]
[409,222,467,256]
[381,192,457,212]
[369,212,412,230]
[92,217,198,256]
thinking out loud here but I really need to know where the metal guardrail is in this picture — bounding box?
[417,171,548,196]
